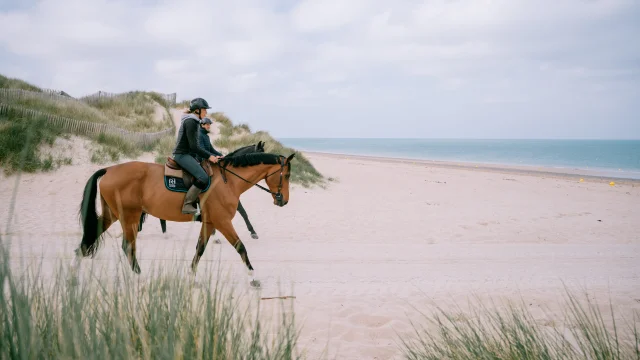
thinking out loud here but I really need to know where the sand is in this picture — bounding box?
[2,141,639,359]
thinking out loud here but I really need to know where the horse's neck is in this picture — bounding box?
[226,164,271,196]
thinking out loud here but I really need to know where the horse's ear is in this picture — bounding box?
[286,153,296,162]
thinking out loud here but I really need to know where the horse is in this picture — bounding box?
[137,142,266,240]
[71,148,294,287]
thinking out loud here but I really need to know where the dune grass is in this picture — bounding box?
[0,111,71,175]
[0,74,43,92]
[210,112,325,188]
[399,288,640,360]
[81,91,170,132]
[0,74,176,171]
[0,236,302,359]
[153,134,177,164]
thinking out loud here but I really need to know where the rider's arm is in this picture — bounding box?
[200,132,223,156]
[186,119,214,159]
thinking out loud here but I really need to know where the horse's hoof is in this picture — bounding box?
[250,279,261,288]
[251,233,259,239]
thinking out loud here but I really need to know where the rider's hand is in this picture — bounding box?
[209,155,219,163]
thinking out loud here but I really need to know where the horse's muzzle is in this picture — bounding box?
[274,193,286,206]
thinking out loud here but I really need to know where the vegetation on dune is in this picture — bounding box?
[153,135,176,164]
[0,89,169,133]
[81,91,171,132]
[0,74,43,92]
[209,112,325,188]
[0,111,71,175]
[0,73,175,170]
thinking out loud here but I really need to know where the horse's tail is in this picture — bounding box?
[160,219,167,233]
[78,168,108,257]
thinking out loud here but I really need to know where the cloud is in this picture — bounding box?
[0,0,639,138]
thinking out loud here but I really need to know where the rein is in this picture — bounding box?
[216,157,285,200]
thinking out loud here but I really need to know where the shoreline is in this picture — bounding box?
[302,150,640,184]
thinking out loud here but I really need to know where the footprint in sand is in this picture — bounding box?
[347,313,393,328]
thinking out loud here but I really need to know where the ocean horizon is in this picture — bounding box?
[277,138,640,179]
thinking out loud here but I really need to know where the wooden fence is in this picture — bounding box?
[81,90,177,105]
[1,88,177,107]
[0,103,174,148]
[0,88,79,103]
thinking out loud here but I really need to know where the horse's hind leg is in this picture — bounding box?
[191,221,216,273]
[120,211,142,274]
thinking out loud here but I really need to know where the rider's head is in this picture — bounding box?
[188,97,211,119]
[200,117,212,132]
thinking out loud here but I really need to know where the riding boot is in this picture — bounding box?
[182,185,201,214]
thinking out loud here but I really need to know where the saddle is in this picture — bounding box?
[164,157,214,190]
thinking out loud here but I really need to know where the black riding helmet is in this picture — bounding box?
[200,117,213,125]
[189,97,211,112]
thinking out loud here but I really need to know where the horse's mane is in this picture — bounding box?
[222,152,283,168]
[224,141,265,158]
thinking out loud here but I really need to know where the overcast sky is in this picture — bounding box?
[1,0,639,139]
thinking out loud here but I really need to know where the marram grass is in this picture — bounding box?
[398,289,640,360]
[0,239,302,360]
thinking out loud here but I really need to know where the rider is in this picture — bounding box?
[172,98,222,214]
[198,117,224,160]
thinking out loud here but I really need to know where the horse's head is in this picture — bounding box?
[264,153,295,207]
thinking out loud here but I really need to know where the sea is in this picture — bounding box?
[277,138,640,180]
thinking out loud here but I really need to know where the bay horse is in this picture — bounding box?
[71,150,295,287]
[138,142,266,240]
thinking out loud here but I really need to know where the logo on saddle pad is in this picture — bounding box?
[163,157,211,193]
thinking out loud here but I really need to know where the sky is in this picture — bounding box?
[1,0,639,139]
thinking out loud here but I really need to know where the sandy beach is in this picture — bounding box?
[1,145,639,359]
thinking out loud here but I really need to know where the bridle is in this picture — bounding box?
[217,156,287,204]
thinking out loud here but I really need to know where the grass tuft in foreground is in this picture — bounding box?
[0,239,302,359]
[399,289,640,360]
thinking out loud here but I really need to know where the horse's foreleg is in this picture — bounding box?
[121,211,142,274]
[217,220,260,287]
[191,221,216,273]
[237,201,258,239]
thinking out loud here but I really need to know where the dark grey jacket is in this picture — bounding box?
[172,114,215,159]
[198,127,223,159]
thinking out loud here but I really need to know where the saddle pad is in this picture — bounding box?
[164,175,211,193]
[164,164,183,178]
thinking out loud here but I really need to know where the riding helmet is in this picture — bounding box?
[189,97,211,111]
